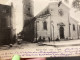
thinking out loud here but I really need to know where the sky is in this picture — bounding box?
[0,0,80,34]
[0,0,8,4]
[0,0,80,22]
[33,0,61,16]
[0,0,74,16]
[33,0,74,16]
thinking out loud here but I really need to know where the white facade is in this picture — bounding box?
[35,2,79,41]
[70,17,79,39]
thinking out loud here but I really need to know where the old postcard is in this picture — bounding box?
[0,0,80,60]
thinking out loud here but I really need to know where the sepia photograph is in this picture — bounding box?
[0,0,80,53]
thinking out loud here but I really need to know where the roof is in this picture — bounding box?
[70,16,79,23]
[0,4,11,7]
[35,5,50,18]
[35,1,70,18]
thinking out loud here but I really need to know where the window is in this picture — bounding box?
[45,9,49,14]
[28,7,30,11]
[51,9,53,11]
[43,21,47,30]
[73,24,75,31]
[1,17,7,27]
[2,10,6,13]
[58,9,64,16]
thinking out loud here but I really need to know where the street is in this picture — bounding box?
[0,39,80,50]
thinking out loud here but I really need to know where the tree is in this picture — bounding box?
[72,0,80,10]
[64,0,69,3]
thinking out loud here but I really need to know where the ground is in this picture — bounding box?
[0,39,80,51]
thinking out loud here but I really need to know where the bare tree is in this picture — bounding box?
[64,0,69,3]
[72,0,80,10]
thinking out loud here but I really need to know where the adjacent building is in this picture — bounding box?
[23,0,34,42]
[0,4,12,45]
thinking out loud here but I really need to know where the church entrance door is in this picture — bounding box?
[59,26,64,39]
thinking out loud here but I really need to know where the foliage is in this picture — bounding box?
[72,0,80,10]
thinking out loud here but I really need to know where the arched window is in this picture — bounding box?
[73,24,75,31]
[43,21,47,30]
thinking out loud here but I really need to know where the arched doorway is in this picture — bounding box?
[59,26,64,39]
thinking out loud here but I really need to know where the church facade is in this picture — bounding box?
[34,2,80,41]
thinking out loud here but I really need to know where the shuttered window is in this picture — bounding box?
[43,21,47,30]
[73,24,75,31]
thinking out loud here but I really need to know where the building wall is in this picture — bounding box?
[0,4,12,45]
[35,16,51,40]
[78,25,80,38]
[70,17,78,39]
[23,0,34,42]
[49,3,70,40]
[23,0,33,21]
[35,2,79,41]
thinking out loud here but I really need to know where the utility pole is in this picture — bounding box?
[68,12,71,39]
[35,21,38,42]
[77,24,79,39]
[50,14,52,41]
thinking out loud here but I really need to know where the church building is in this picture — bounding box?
[34,2,80,41]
